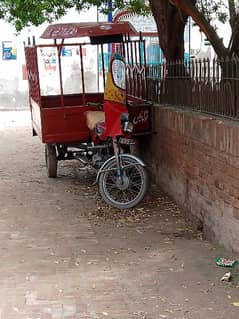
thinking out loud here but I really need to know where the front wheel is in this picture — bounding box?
[98,155,148,209]
[45,144,58,178]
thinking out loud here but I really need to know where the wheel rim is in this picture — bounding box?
[102,158,144,206]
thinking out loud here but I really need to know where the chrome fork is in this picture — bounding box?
[112,137,124,184]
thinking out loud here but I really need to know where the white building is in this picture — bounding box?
[0,7,98,110]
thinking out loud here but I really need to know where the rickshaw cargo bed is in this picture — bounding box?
[30,95,103,144]
[30,93,152,144]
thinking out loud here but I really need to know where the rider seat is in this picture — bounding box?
[85,110,106,133]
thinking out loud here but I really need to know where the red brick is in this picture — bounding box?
[151,106,239,252]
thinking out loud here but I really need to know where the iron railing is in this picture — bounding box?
[141,58,239,120]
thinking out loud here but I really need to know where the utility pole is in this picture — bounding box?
[108,0,112,22]
[189,16,191,60]
[108,1,112,60]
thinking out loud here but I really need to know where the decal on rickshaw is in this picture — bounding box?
[132,110,149,125]
[104,56,126,104]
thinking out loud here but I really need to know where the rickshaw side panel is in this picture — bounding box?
[31,98,43,139]
[25,46,43,138]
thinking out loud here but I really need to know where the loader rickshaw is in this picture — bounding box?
[25,22,152,209]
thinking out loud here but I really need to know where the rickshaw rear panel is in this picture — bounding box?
[41,106,90,144]
[127,95,152,135]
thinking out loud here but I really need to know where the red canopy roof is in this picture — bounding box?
[41,22,137,39]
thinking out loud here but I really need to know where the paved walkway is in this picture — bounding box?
[0,111,239,319]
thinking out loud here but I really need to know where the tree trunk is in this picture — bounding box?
[149,0,188,61]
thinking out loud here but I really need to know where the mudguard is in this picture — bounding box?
[95,153,146,184]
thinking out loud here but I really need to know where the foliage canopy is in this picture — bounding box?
[0,0,147,31]
[1,0,239,59]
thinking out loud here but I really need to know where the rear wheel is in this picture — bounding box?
[98,155,148,209]
[45,144,57,178]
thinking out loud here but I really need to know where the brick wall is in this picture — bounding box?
[142,105,239,252]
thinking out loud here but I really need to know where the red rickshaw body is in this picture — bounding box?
[25,22,152,145]
[35,94,103,144]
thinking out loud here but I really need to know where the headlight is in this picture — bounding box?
[120,113,133,133]
[122,121,133,133]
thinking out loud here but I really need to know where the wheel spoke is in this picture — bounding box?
[129,181,142,189]
[105,184,118,190]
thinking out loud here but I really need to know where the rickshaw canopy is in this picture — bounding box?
[40,22,137,41]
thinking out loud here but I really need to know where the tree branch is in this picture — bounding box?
[228,0,236,30]
[171,0,228,57]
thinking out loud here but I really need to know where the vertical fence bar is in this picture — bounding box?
[130,38,134,65]
[131,56,239,120]
[122,35,126,59]
[235,57,239,117]
[126,38,130,65]
[134,41,138,65]
[214,58,217,114]
[142,39,147,100]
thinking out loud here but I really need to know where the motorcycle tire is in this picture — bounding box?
[98,155,148,209]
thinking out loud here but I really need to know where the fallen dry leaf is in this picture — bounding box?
[232,302,239,307]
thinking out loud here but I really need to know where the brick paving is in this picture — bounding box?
[0,112,127,318]
[0,111,239,319]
